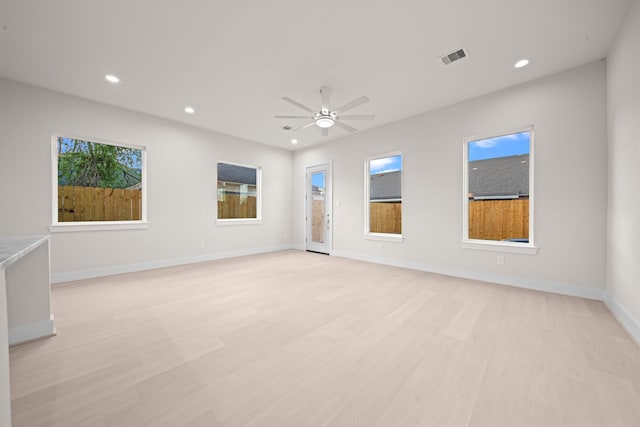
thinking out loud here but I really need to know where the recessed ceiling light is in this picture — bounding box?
[291,139,298,145]
[184,106,195,114]
[105,74,120,83]
[514,59,530,69]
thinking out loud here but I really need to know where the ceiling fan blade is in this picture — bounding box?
[338,114,376,120]
[321,86,331,110]
[292,121,316,131]
[282,96,315,113]
[334,121,357,133]
[334,96,369,114]
[322,128,329,137]
[275,115,314,119]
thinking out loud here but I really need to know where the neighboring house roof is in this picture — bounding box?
[311,185,325,200]
[217,163,256,185]
[469,154,529,198]
[370,170,401,200]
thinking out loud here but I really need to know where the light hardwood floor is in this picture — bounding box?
[9,250,640,426]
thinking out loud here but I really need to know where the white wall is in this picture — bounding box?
[0,78,293,281]
[606,0,640,342]
[294,61,608,299]
[0,60,616,304]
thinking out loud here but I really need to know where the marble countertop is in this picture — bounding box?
[0,236,49,270]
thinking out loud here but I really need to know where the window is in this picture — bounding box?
[217,162,261,223]
[463,128,535,253]
[52,136,146,229]
[365,153,402,240]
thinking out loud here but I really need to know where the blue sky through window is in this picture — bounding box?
[311,172,325,189]
[370,154,402,175]
[468,131,530,161]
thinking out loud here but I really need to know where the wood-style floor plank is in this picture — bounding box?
[9,250,640,426]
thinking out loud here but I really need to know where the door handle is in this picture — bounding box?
[326,214,330,230]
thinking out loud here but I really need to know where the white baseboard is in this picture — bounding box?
[9,315,56,346]
[603,292,640,347]
[48,245,640,346]
[52,244,607,302]
[51,245,294,284]
[332,250,604,301]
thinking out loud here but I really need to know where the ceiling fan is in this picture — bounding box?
[275,86,375,136]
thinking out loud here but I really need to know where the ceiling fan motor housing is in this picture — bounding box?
[315,110,337,119]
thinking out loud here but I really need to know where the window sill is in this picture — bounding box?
[216,219,263,226]
[364,233,404,243]
[49,221,149,233]
[461,240,538,255]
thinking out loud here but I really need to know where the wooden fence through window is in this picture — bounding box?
[468,198,529,241]
[370,202,402,234]
[58,185,142,222]
[218,195,257,219]
[59,188,527,236]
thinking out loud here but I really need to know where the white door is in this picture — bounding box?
[306,163,331,254]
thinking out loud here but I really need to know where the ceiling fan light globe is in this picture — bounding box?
[316,117,334,128]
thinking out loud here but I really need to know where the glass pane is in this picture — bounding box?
[369,154,402,234]
[311,172,325,244]
[467,131,530,242]
[57,137,143,222]
[217,163,258,219]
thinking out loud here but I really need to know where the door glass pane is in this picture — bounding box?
[311,172,325,244]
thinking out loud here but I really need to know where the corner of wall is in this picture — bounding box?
[604,292,640,346]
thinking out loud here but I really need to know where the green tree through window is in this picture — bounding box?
[57,137,141,189]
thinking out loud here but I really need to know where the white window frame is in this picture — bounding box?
[49,134,148,232]
[462,126,537,255]
[364,151,403,243]
[216,161,262,225]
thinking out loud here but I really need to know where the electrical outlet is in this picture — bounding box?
[497,255,504,265]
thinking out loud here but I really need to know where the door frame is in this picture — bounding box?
[305,162,332,254]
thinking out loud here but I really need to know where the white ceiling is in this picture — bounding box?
[0,0,632,150]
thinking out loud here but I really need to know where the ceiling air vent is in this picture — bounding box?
[440,47,468,65]
[281,125,293,131]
